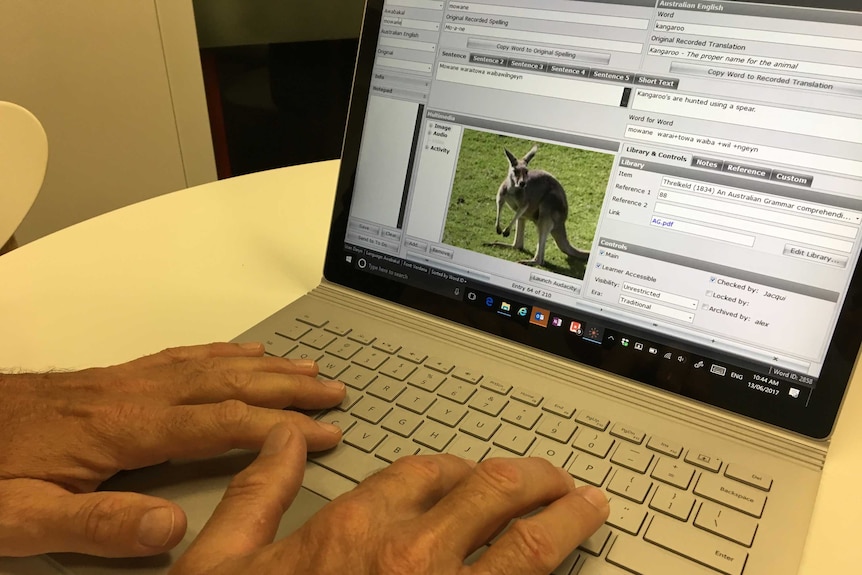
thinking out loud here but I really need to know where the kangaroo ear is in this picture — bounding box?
[523,145,538,164]
[504,149,518,167]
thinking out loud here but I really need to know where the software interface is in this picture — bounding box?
[345,0,862,388]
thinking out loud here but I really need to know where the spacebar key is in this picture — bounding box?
[607,533,717,575]
[310,444,386,483]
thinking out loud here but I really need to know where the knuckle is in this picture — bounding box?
[390,455,444,484]
[214,399,252,426]
[474,458,526,497]
[75,497,132,546]
[218,369,254,396]
[505,518,560,572]
[376,534,434,574]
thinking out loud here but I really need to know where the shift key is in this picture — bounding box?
[644,515,748,575]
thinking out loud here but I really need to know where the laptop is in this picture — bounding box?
[51,0,862,574]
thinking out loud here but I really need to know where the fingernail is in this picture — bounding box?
[320,379,345,390]
[260,425,293,456]
[138,507,175,548]
[239,342,263,350]
[291,359,316,369]
[316,420,341,434]
[577,485,609,511]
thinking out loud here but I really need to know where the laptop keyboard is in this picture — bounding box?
[263,311,771,575]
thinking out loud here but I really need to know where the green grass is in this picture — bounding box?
[443,130,612,279]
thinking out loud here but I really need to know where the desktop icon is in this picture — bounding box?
[585,325,604,343]
[467,291,477,301]
[663,352,673,360]
[710,364,727,376]
[518,307,529,317]
[501,302,511,312]
[634,342,644,351]
[345,255,353,263]
[789,388,801,398]
[569,321,583,335]
[485,296,494,307]
[530,307,550,327]
[621,338,630,347]
[648,347,658,355]
[694,360,705,368]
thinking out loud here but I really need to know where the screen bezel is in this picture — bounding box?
[323,0,862,440]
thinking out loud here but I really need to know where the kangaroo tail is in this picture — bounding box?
[551,226,590,260]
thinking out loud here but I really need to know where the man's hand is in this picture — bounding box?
[0,342,345,558]
[172,423,610,575]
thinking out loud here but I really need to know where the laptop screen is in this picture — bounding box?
[325,0,862,439]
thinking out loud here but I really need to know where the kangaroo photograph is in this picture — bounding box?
[443,130,612,280]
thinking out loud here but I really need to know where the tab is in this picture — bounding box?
[634,74,679,90]
[508,58,546,72]
[691,156,723,171]
[590,69,633,84]
[470,53,507,67]
[771,169,814,188]
[547,63,590,78]
[723,161,772,180]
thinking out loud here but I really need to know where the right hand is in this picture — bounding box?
[171,423,610,575]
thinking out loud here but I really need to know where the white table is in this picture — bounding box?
[0,161,857,573]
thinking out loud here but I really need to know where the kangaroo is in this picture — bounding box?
[487,144,590,267]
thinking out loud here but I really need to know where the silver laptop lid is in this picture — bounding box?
[324,0,862,439]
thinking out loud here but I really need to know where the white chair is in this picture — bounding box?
[0,101,48,254]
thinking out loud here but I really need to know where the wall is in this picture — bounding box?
[0,0,216,244]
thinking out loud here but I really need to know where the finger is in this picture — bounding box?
[173,424,306,572]
[349,454,474,516]
[468,485,609,575]
[175,362,342,410]
[421,457,575,556]
[109,401,342,469]
[129,342,267,368]
[0,479,186,558]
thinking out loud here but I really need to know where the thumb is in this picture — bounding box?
[0,479,186,557]
[172,423,308,573]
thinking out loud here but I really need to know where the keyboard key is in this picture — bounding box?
[335,388,362,411]
[408,369,447,392]
[543,398,576,419]
[501,402,542,430]
[375,436,421,463]
[379,359,417,381]
[611,444,654,474]
[427,398,468,427]
[685,449,722,473]
[694,473,767,518]
[607,497,647,535]
[447,435,490,463]
[644,514,748,575]
[469,391,509,417]
[323,322,351,336]
[578,524,612,556]
[275,321,311,340]
[511,387,543,406]
[398,348,427,364]
[452,366,483,384]
[573,430,614,458]
[351,395,392,424]
[607,533,717,575]
[649,484,695,521]
[530,437,573,468]
[343,421,388,452]
[263,334,297,357]
[459,411,501,441]
[536,415,578,444]
[413,422,456,452]
[437,379,477,404]
[352,347,389,370]
[311,444,385,483]
[481,378,512,395]
[725,463,773,491]
[317,355,350,379]
[647,436,683,458]
[575,411,609,431]
[566,453,611,486]
[327,338,362,360]
[651,457,695,490]
[366,376,406,402]
[610,422,645,444]
[552,551,581,575]
[608,468,653,503]
[381,408,423,438]
[339,364,377,390]
[317,411,356,433]
[396,388,436,414]
[372,339,401,354]
[347,330,375,345]
[295,312,327,327]
[286,344,324,362]
[425,357,454,373]
[695,500,759,547]
[300,328,337,350]
[492,423,535,455]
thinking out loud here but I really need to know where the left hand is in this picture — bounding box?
[0,342,345,558]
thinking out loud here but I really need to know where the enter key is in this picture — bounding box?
[644,514,748,575]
